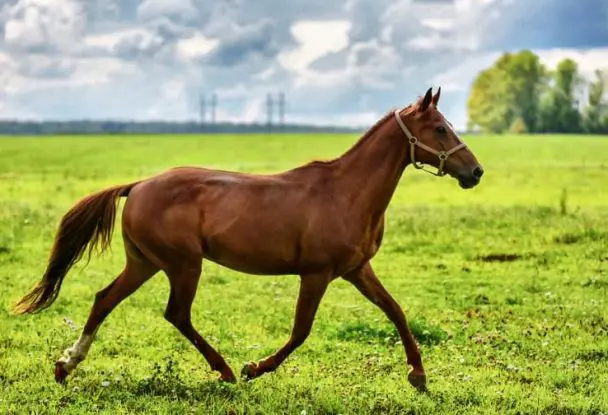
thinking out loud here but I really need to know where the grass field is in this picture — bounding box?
[1,133,607,414]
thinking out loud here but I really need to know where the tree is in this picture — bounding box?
[467,66,512,133]
[497,50,547,132]
[467,50,547,133]
[539,59,583,133]
[509,116,528,134]
[582,69,608,134]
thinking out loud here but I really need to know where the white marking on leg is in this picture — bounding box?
[57,333,95,373]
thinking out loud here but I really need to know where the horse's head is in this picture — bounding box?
[396,87,483,189]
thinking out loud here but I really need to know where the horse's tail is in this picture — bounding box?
[12,182,140,315]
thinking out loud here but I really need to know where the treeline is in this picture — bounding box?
[467,50,608,134]
[0,121,360,136]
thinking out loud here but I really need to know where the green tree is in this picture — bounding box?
[537,58,583,133]
[498,50,547,132]
[509,116,528,134]
[467,67,512,133]
[582,69,608,133]
[467,50,547,133]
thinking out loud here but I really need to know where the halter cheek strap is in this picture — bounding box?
[393,109,467,177]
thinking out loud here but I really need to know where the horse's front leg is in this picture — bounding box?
[343,262,427,391]
[241,271,332,380]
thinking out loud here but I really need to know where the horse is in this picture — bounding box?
[12,87,483,391]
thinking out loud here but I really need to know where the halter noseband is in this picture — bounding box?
[393,109,467,177]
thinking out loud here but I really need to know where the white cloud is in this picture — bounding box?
[137,0,197,22]
[176,33,218,61]
[421,18,454,31]
[347,40,406,89]
[535,48,608,78]
[407,33,451,51]
[84,29,150,50]
[0,52,18,95]
[431,52,501,92]
[1,56,137,96]
[278,20,350,73]
[4,0,85,52]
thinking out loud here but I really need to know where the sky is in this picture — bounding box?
[0,0,607,129]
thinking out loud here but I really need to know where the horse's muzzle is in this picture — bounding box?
[458,165,484,189]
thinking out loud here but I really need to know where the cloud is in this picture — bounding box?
[204,19,292,67]
[17,55,76,79]
[478,0,608,50]
[3,0,85,53]
[535,48,608,78]
[279,20,350,74]
[137,0,197,23]
[176,33,218,62]
[0,0,606,129]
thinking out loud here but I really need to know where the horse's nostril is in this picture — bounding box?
[472,166,484,179]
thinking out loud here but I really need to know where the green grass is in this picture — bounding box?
[1,133,607,414]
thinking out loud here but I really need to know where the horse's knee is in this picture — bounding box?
[164,304,189,330]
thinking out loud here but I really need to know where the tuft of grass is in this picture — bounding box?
[559,187,569,215]
[554,228,608,244]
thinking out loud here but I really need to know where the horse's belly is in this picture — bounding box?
[199,201,361,276]
[202,231,305,275]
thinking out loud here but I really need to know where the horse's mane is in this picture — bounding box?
[303,103,417,168]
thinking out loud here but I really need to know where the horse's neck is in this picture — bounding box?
[335,115,409,218]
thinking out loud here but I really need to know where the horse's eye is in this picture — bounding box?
[436,125,446,134]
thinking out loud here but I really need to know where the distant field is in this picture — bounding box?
[1,133,607,414]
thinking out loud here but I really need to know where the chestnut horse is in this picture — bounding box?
[13,87,483,391]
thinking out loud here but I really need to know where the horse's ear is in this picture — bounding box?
[418,87,433,113]
[432,86,441,107]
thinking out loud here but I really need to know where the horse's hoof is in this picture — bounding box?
[55,362,69,384]
[240,362,257,380]
[408,369,427,392]
[218,372,237,384]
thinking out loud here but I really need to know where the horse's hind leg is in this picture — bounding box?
[242,271,332,380]
[55,251,158,383]
[164,262,236,382]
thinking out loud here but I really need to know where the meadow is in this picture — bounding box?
[0,132,607,414]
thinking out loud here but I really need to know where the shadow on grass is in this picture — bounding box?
[330,319,447,346]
